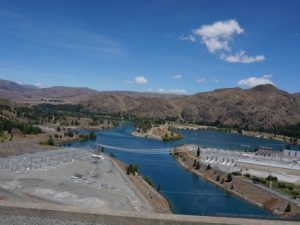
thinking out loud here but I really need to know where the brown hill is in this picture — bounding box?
[0,79,98,103]
[175,85,300,130]
[0,79,299,130]
[0,79,181,104]
[81,84,300,130]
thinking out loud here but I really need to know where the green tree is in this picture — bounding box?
[157,184,161,193]
[196,146,200,157]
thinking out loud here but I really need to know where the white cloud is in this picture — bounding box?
[134,76,148,84]
[149,88,186,94]
[193,19,243,53]
[179,34,197,42]
[172,74,182,80]
[237,74,273,88]
[212,78,220,83]
[196,78,206,83]
[221,50,265,63]
[182,19,265,64]
[34,82,45,88]
[127,76,148,85]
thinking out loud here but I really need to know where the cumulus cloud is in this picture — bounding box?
[149,88,186,94]
[127,76,148,84]
[134,76,148,84]
[237,74,273,88]
[193,19,243,53]
[221,50,265,63]
[181,19,265,63]
[172,74,182,80]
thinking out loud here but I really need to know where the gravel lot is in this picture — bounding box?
[0,148,152,213]
[0,214,115,225]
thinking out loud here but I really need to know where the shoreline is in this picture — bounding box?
[172,147,300,218]
[169,122,300,145]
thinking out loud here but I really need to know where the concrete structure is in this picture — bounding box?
[184,146,300,182]
[255,147,273,157]
[284,150,300,159]
[0,201,298,225]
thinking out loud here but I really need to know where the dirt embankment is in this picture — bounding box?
[173,149,300,218]
[112,158,171,214]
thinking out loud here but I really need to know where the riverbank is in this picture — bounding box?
[172,145,300,218]
[112,157,171,213]
[169,122,300,145]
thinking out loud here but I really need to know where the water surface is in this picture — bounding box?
[67,122,297,218]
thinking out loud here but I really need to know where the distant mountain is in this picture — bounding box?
[82,84,300,130]
[293,92,300,104]
[0,79,181,103]
[0,79,299,130]
[0,79,27,99]
[0,79,98,103]
[175,85,300,130]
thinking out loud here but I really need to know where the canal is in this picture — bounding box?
[66,122,298,218]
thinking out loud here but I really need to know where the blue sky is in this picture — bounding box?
[0,0,299,94]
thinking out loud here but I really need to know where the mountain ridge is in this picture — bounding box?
[0,79,299,130]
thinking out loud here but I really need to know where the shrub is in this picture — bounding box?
[47,136,54,146]
[278,183,287,188]
[143,176,153,186]
[285,204,291,213]
[89,131,96,139]
[126,164,139,176]
[157,184,161,193]
[252,176,266,184]
[231,171,241,176]
[226,174,233,182]
[216,175,220,181]
[244,173,251,178]
[266,175,278,182]
[64,131,74,137]
[206,164,211,170]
